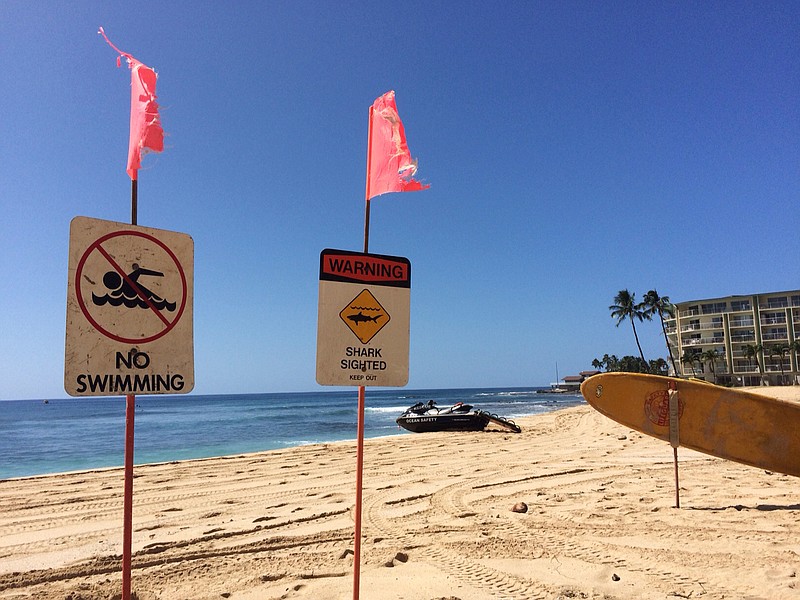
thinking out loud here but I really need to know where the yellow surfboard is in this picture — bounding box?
[580,372,800,478]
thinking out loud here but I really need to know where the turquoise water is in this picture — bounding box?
[0,388,582,479]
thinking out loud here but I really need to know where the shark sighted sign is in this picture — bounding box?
[316,249,410,387]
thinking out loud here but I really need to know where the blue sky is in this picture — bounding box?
[1,2,798,400]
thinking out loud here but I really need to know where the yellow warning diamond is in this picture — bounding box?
[340,289,390,344]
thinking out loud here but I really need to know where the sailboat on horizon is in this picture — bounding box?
[538,362,570,394]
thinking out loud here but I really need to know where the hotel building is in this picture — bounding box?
[664,290,800,386]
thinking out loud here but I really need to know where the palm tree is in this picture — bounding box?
[591,354,620,372]
[642,289,677,375]
[649,357,668,376]
[742,343,764,385]
[681,350,701,377]
[791,340,800,385]
[700,349,721,384]
[769,344,790,385]
[609,290,648,367]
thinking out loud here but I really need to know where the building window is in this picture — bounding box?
[701,302,727,314]
[765,296,788,308]
[762,312,786,325]
[763,328,788,341]
[730,330,755,342]
[730,316,754,327]
[731,300,751,312]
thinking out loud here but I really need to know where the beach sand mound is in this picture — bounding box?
[2,391,799,599]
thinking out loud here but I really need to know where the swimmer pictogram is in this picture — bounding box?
[92,265,177,311]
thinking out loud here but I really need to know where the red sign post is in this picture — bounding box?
[317,90,427,600]
[65,216,194,600]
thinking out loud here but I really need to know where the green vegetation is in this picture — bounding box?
[591,354,668,375]
[681,349,702,377]
[769,344,790,385]
[700,348,721,384]
[608,289,647,365]
[596,289,675,375]
[641,289,677,374]
[741,343,764,385]
[597,293,799,384]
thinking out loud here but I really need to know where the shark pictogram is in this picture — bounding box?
[340,289,390,344]
[346,311,384,325]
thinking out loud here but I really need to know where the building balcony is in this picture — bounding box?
[729,318,755,328]
[729,334,756,343]
[760,302,790,310]
[681,337,726,347]
[761,317,787,325]
[762,332,789,342]
[680,323,724,333]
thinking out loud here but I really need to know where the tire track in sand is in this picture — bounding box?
[362,473,552,599]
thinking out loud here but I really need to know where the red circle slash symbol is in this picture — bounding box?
[75,230,187,344]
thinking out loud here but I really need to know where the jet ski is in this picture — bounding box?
[396,400,521,434]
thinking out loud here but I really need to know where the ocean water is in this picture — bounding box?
[0,388,583,480]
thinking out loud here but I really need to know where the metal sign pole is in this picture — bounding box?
[122,177,138,600]
[668,383,680,509]
[122,393,135,600]
[352,385,366,599]
[351,105,376,600]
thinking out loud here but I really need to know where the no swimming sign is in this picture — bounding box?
[65,216,194,396]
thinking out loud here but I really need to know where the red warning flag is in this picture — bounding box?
[99,27,164,180]
[366,91,429,200]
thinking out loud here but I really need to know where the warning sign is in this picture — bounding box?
[316,249,410,387]
[340,289,390,344]
[65,216,194,397]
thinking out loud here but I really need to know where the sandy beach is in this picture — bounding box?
[1,387,799,600]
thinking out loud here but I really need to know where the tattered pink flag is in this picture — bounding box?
[99,27,164,180]
[367,91,429,200]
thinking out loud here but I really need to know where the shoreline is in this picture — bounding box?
[1,388,799,599]
[3,384,793,483]
[0,431,414,485]
[0,388,583,481]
